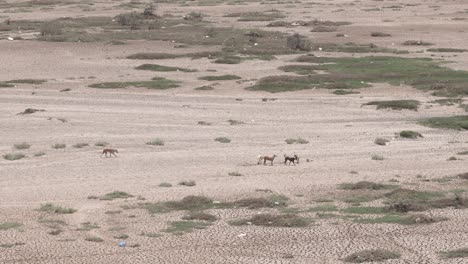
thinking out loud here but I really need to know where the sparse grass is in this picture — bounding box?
[73,143,89,148]
[214,137,231,143]
[371,154,384,160]
[285,138,309,144]
[144,195,228,214]
[182,211,217,222]
[34,151,45,157]
[38,203,76,214]
[47,229,62,236]
[17,108,44,115]
[333,89,359,95]
[308,204,338,212]
[14,142,30,150]
[363,100,420,111]
[431,98,463,106]
[234,194,288,209]
[85,236,103,242]
[402,40,433,46]
[230,214,310,227]
[234,11,285,22]
[159,182,172,187]
[7,79,47,84]
[163,221,211,235]
[214,56,242,64]
[197,121,212,125]
[0,222,22,230]
[113,234,129,239]
[344,249,401,263]
[427,48,467,53]
[355,214,447,225]
[140,232,161,238]
[135,64,196,72]
[440,248,468,258]
[94,141,109,147]
[341,207,386,214]
[51,143,66,149]
[339,181,398,190]
[77,222,100,231]
[178,180,196,187]
[3,153,25,161]
[374,138,389,146]
[371,32,391,37]
[457,151,468,155]
[199,75,241,81]
[0,242,25,248]
[194,86,214,91]
[99,191,134,201]
[228,119,244,125]
[89,77,180,90]
[146,139,165,146]
[419,116,468,130]
[400,130,423,139]
[0,82,14,88]
[228,171,242,176]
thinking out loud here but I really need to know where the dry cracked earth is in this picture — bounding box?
[1,0,468,263]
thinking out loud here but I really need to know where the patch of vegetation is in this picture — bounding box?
[146,139,165,146]
[402,40,433,46]
[199,75,241,81]
[427,48,467,53]
[140,232,161,238]
[440,248,468,259]
[194,86,214,91]
[230,214,310,227]
[431,98,463,106]
[344,249,401,263]
[0,82,14,88]
[228,119,244,125]
[163,220,211,235]
[135,64,196,72]
[371,154,384,161]
[285,138,309,144]
[77,222,100,231]
[0,242,25,248]
[341,207,386,214]
[235,11,285,22]
[286,33,311,51]
[85,236,103,242]
[311,26,337,32]
[38,203,76,214]
[214,56,242,64]
[51,143,66,149]
[89,77,180,90]
[374,138,390,146]
[178,180,196,187]
[34,151,46,157]
[7,79,47,84]
[355,214,446,225]
[0,222,22,230]
[339,181,398,190]
[371,32,391,37]
[197,121,211,125]
[234,194,288,209]
[400,130,423,139]
[98,191,134,201]
[182,211,217,222]
[419,116,468,130]
[457,151,468,155]
[143,195,228,214]
[159,182,172,187]
[94,141,109,147]
[73,143,89,148]
[333,89,359,95]
[3,153,25,161]
[309,204,338,212]
[363,100,420,111]
[249,56,468,95]
[113,234,129,239]
[228,172,242,176]
[214,137,231,143]
[13,142,30,150]
[17,108,45,115]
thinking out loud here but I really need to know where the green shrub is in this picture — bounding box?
[215,137,231,143]
[3,153,25,161]
[38,203,76,214]
[344,249,401,263]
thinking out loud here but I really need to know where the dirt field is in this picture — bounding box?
[1,0,468,263]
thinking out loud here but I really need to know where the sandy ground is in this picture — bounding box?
[1,0,468,263]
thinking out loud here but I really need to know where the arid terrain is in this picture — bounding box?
[1,0,468,263]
